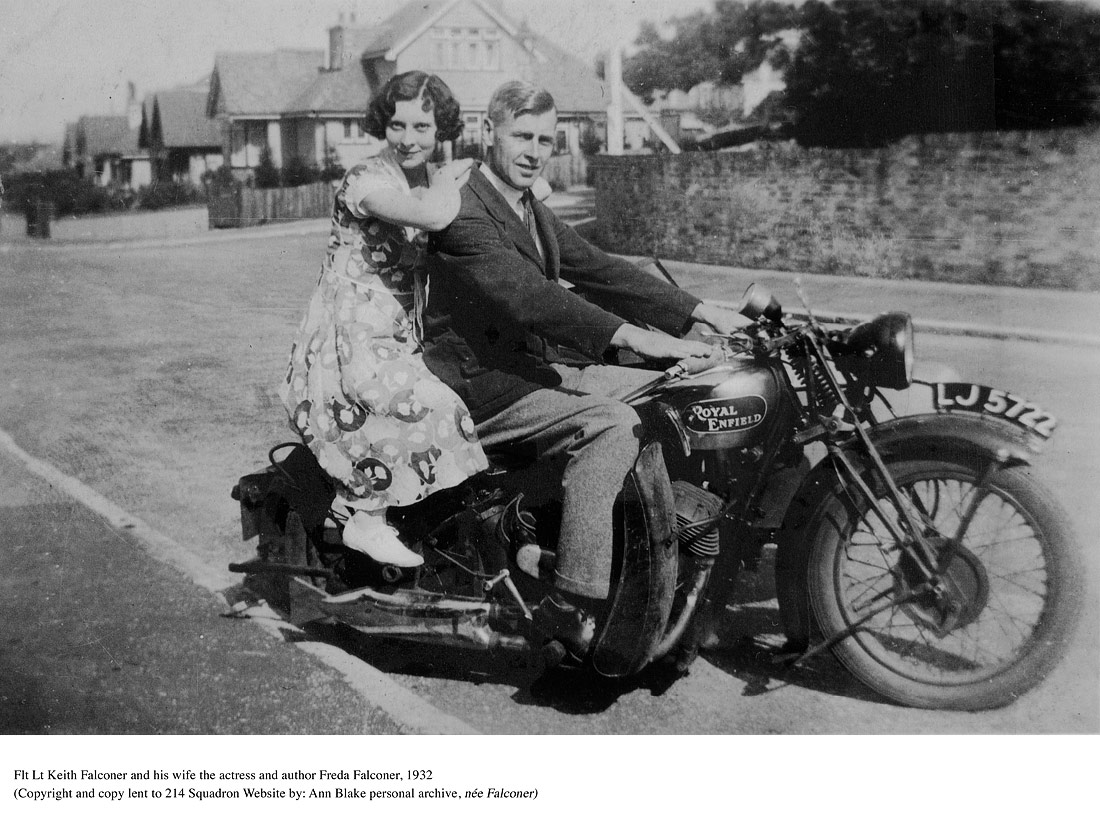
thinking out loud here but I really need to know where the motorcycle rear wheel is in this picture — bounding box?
[807,456,1081,711]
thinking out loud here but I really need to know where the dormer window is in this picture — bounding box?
[430,27,501,71]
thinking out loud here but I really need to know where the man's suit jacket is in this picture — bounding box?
[422,167,701,423]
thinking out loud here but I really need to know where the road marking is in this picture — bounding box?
[0,427,480,735]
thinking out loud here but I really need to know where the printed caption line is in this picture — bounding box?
[0,427,480,736]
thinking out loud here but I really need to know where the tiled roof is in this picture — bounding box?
[284,66,372,116]
[525,34,610,114]
[154,88,222,147]
[210,49,325,115]
[79,115,142,157]
[340,0,450,57]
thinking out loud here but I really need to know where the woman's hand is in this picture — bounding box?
[430,158,474,188]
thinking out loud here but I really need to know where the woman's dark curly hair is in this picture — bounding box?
[364,71,463,143]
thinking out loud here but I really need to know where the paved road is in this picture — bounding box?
[0,219,1096,735]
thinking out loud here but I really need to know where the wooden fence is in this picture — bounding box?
[208,181,334,229]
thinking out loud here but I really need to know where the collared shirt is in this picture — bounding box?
[480,163,544,260]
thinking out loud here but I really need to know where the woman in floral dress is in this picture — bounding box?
[280,72,487,567]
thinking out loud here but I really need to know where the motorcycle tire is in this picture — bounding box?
[806,455,1082,711]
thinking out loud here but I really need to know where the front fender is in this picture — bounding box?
[773,411,1042,647]
[591,441,678,678]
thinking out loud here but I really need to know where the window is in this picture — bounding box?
[230,121,266,167]
[556,127,569,154]
[430,26,501,71]
[343,119,352,139]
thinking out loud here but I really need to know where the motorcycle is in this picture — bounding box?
[229,279,1081,711]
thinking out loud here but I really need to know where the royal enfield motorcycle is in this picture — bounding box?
[229,279,1080,711]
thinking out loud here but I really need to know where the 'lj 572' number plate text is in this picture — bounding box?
[933,382,1057,439]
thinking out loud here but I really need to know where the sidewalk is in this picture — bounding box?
[0,444,403,735]
[654,257,1100,347]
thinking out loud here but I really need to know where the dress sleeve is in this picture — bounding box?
[341,159,405,220]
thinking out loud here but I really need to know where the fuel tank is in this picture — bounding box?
[644,357,785,451]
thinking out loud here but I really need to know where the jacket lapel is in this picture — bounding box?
[468,168,553,275]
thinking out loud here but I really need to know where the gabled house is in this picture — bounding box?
[335,0,610,158]
[65,85,151,189]
[141,79,224,186]
[207,49,325,176]
[205,0,615,182]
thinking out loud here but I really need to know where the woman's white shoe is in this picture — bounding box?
[341,512,423,567]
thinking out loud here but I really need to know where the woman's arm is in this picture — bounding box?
[354,159,474,232]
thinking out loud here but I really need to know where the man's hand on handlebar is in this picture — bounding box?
[691,302,749,338]
[610,323,715,363]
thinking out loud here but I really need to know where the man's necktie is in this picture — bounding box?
[521,190,540,249]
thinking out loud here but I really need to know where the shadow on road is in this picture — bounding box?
[220,545,891,716]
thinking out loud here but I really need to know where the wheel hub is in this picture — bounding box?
[896,538,990,636]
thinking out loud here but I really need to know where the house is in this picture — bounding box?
[140,79,224,186]
[205,0,615,181]
[64,84,152,189]
[205,48,376,179]
[333,0,611,158]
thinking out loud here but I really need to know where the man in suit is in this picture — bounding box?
[422,80,743,656]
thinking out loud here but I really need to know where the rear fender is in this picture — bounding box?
[773,411,1040,647]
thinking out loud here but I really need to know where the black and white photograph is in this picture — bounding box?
[1,0,1097,799]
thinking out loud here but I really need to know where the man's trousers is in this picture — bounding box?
[472,364,661,599]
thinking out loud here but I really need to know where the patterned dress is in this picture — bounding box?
[279,150,488,511]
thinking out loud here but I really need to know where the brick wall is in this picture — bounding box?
[591,127,1100,290]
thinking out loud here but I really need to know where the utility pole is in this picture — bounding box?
[607,44,624,156]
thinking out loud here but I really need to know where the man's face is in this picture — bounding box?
[483,107,557,190]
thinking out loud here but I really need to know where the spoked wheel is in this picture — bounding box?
[807,456,1081,710]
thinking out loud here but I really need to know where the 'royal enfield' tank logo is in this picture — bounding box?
[683,396,768,434]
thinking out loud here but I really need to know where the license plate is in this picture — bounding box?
[933,382,1057,439]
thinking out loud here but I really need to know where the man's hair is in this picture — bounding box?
[486,81,556,125]
[364,71,463,142]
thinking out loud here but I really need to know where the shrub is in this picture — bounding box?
[203,164,238,192]
[280,155,320,187]
[1,168,133,217]
[137,180,204,210]
[253,146,280,188]
[320,147,345,183]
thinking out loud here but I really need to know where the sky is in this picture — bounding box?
[0,0,716,144]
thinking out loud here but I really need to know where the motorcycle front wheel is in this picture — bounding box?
[806,455,1081,711]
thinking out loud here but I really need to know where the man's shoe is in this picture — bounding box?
[532,593,596,661]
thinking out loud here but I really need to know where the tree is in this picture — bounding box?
[624,0,1100,148]
[786,0,1100,146]
[622,1,800,102]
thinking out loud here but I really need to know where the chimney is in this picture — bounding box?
[329,25,346,70]
[127,81,142,130]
